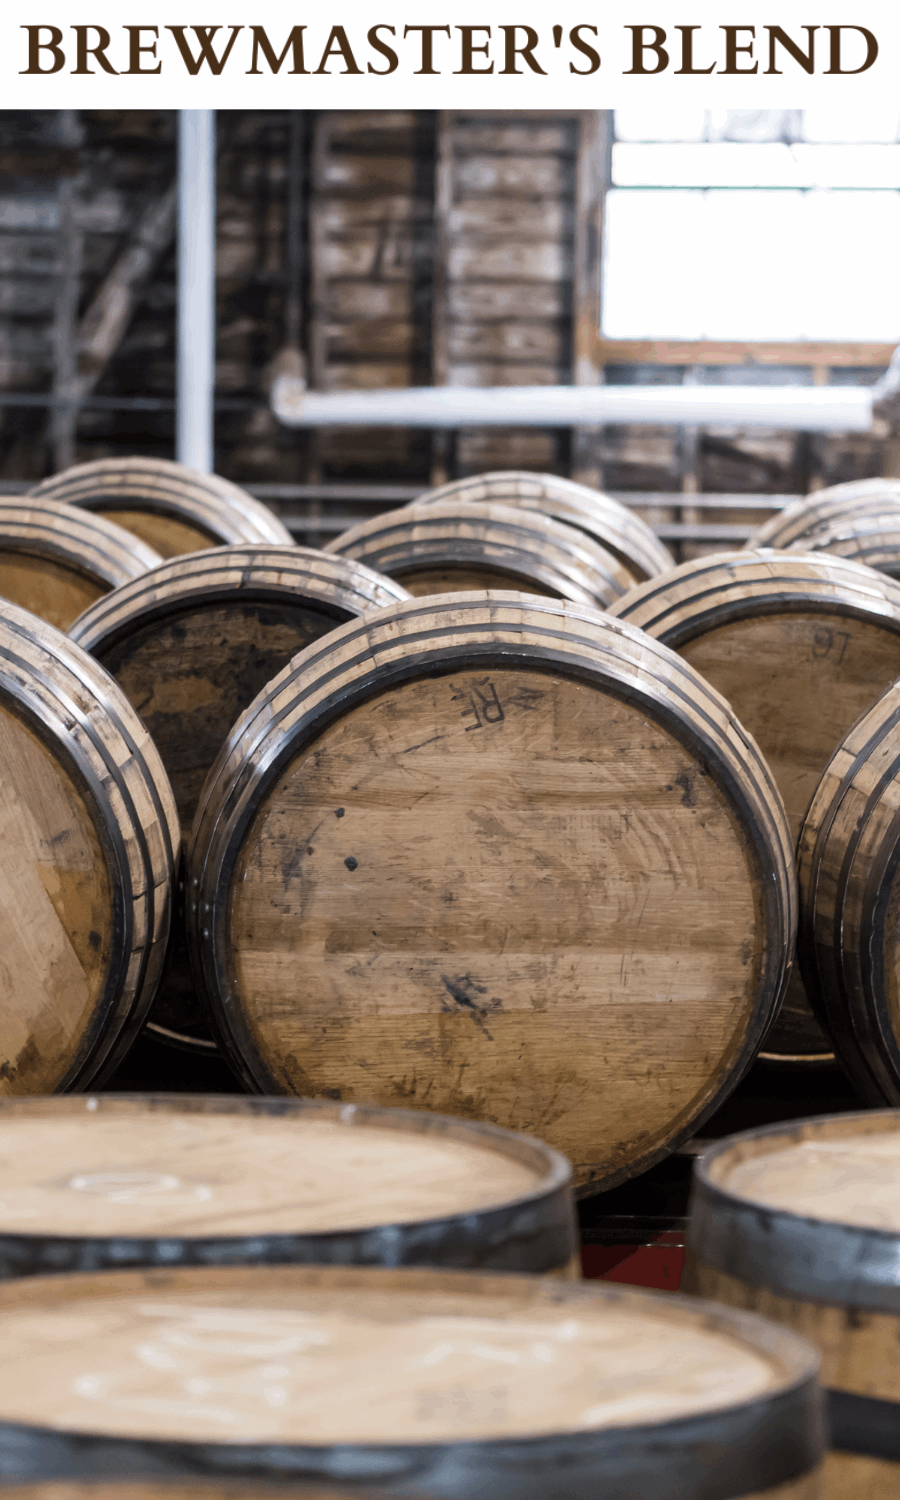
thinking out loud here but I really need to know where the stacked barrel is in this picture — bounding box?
[15,453,900,1494]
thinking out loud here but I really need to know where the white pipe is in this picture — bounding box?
[177,110,216,472]
[271,376,875,433]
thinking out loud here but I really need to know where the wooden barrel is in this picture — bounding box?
[69,546,408,1053]
[185,593,795,1193]
[747,480,900,552]
[0,1095,577,1279]
[0,604,179,1091]
[0,1262,824,1499]
[0,498,162,630]
[30,457,293,558]
[414,471,673,583]
[688,1110,900,1498]
[325,501,635,608]
[797,681,900,1103]
[608,550,900,1065]
[1,1487,413,1500]
[789,519,900,580]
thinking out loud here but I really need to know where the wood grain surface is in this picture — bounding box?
[30,456,293,557]
[790,521,900,580]
[325,502,635,608]
[0,603,179,1090]
[747,480,900,551]
[187,593,795,1193]
[0,498,162,630]
[610,551,900,1062]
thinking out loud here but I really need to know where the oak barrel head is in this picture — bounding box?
[0,1093,576,1279]
[0,498,162,630]
[798,680,900,1103]
[413,471,673,583]
[689,1111,900,1492]
[31,457,293,558]
[69,547,408,1053]
[609,549,900,1064]
[0,1262,823,1500]
[186,592,795,1194]
[0,605,179,1091]
[746,480,900,552]
[325,501,635,608]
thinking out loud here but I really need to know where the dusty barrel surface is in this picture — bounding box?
[0,1095,576,1279]
[0,605,179,1091]
[0,1263,824,1499]
[326,501,635,607]
[413,470,673,583]
[798,681,900,1103]
[746,480,900,552]
[609,549,900,1065]
[69,548,409,1051]
[688,1111,900,1498]
[186,592,795,1193]
[30,457,293,558]
[0,498,162,630]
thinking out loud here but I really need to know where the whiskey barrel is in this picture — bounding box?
[746,480,900,552]
[797,680,900,1103]
[30,457,293,559]
[789,518,900,580]
[688,1110,900,1497]
[0,1262,824,1499]
[69,546,408,1052]
[0,1095,576,1279]
[414,471,673,583]
[326,502,635,608]
[0,498,161,630]
[0,603,178,1091]
[186,593,795,1192]
[609,550,900,1065]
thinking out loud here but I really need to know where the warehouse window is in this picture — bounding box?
[603,108,900,340]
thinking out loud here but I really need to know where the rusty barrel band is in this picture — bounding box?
[689,1112,900,1314]
[827,1389,900,1462]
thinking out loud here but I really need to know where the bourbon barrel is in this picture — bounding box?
[798,680,900,1103]
[414,471,673,583]
[326,501,635,607]
[30,457,293,558]
[746,480,900,552]
[0,1094,576,1279]
[186,593,795,1192]
[688,1111,900,1498]
[69,546,408,1052]
[0,498,161,630]
[609,550,900,1065]
[789,519,900,580]
[0,604,179,1091]
[0,1263,824,1500]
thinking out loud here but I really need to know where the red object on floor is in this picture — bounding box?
[581,1232,685,1290]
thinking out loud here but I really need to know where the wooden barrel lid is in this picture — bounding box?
[690,1110,900,1312]
[798,680,900,1103]
[609,549,900,1064]
[747,482,900,552]
[69,547,408,1052]
[0,605,179,1091]
[186,592,795,1193]
[325,502,635,608]
[30,458,293,559]
[789,518,900,579]
[0,1263,823,1499]
[0,498,162,630]
[414,471,673,583]
[0,1094,575,1278]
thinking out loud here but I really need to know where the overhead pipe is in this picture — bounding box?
[176,109,216,473]
[271,373,881,434]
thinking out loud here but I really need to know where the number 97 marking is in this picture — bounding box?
[811,626,850,662]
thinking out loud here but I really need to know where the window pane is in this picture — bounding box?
[613,107,707,143]
[613,143,900,189]
[802,107,900,143]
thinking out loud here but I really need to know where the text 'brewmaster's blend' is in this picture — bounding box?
[688,1111,900,1497]
[0,604,178,1091]
[0,1264,825,1499]
[609,549,900,1064]
[0,1094,577,1279]
[30,456,293,559]
[186,593,794,1193]
[69,547,408,1051]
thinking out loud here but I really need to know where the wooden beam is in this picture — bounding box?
[571,111,612,489]
[430,110,453,488]
[596,338,895,368]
